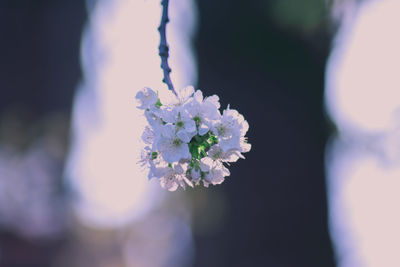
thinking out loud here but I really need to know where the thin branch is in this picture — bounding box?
[158,0,177,96]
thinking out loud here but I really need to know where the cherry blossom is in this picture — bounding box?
[135,86,251,191]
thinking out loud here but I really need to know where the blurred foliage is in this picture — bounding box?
[267,0,328,34]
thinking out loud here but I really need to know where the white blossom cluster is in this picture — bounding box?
[136,86,251,191]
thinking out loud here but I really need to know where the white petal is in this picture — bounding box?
[184,119,196,133]
[177,143,191,159]
[223,150,241,162]
[205,95,221,109]
[141,126,154,144]
[240,140,251,153]
[135,87,158,109]
[240,120,249,136]
[174,163,184,174]
[177,129,191,143]
[161,149,179,163]
[160,108,177,123]
[221,165,230,177]
[182,175,194,188]
[185,100,201,118]
[198,123,209,136]
[161,124,176,138]
[219,134,241,152]
[177,86,195,103]
[160,177,179,191]
[191,168,201,180]
[194,90,203,103]
[145,109,163,130]
[202,101,220,120]
[179,178,186,190]
[200,157,213,172]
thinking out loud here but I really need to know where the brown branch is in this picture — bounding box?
[158,0,177,96]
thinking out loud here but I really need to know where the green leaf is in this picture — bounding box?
[194,135,202,143]
[155,98,162,108]
[200,147,207,157]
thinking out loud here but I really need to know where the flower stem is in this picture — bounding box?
[158,0,177,96]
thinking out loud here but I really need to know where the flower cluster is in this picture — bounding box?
[136,86,251,191]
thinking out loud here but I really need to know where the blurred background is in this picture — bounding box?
[0,0,399,266]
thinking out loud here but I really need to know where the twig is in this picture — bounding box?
[158,0,177,96]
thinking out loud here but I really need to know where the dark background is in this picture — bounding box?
[195,1,334,267]
[0,0,335,266]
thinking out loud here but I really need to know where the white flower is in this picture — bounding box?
[204,94,221,109]
[141,126,155,145]
[156,124,190,163]
[186,90,220,135]
[138,146,164,180]
[200,157,230,187]
[212,106,249,152]
[159,164,182,191]
[160,108,196,143]
[207,144,244,163]
[135,87,158,109]
[176,86,195,105]
[204,166,229,187]
[138,146,152,168]
[159,164,193,191]
[136,86,250,191]
[144,108,164,131]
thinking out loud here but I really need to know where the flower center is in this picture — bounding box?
[172,138,182,146]
[213,151,222,159]
[193,116,201,127]
[176,121,184,128]
[217,125,226,136]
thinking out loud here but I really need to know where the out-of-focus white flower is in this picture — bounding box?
[141,126,155,145]
[135,87,159,110]
[139,146,168,180]
[135,86,250,191]
[156,124,191,163]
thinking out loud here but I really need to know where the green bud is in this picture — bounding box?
[155,98,162,108]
